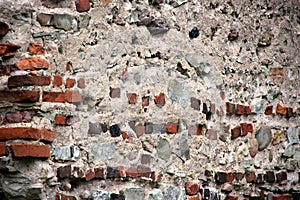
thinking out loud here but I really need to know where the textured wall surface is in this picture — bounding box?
[0,0,299,199]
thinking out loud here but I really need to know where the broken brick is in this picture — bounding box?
[276,104,287,115]
[185,182,200,195]
[265,105,273,115]
[142,96,150,107]
[28,42,45,55]
[127,93,137,104]
[167,123,178,134]
[154,92,165,107]
[65,78,76,88]
[16,57,49,70]
[231,126,241,139]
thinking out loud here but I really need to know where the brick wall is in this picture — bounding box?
[0,0,299,199]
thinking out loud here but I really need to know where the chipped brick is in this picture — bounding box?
[16,58,49,70]
[0,21,9,37]
[226,172,235,182]
[65,90,82,103]
[215,171,227,183]
[270,67,284,76]
[43,91,65,102]
[94,167,104,179]
[0,90,39,102]
[167,123,178,134]
[226,102,235,115]
[85,169,95,181]
[276,171,287,183]
[55,114,66,125]
[266,171,275,183]
[0,142,7,156]
[154,92,165,107]
[53,75,63,87]
[65,78,76,88]
[28,42,45,55]
[0,43,21,57]
[142,96,150,107]
[265,105,273,115]
[57,165,72,178]
[236,104,244,115]
[276,104,287,115]
[76,0,90,12]
[185,182,199,195]
[127,93,137,104]
[126,167,138,178]
[245,171,256,183]
[206,129,218,140]
[273,194,292,200]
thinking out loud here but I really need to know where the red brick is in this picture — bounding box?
[110,87,120,98]
[53,75,63,87]
[76,0,90,12]
[55,192,76,200]
[273,194,292,200]
[43,91,65,102]
[286,107,294,118]
[55,114,66,125]
[65,90,82,103]
[65,78,76,88]
[0,21,9,37]
[0,127,56,142]
[0,142,7,156]
[77,78,86,88]
[142,96,150,107]
[8,75,50,87]
[240,123,248,136]
[85,169,95,181]
[270,68,284,76]
[167,123,178,134]
[58,165,72,178]
[127,93,137,104]
[276,104,287,115]
[121,131,130,139]
[231,126,241,139]
[236,104,244,115]
[137,165,152,178]
[227,195,238,200]
[265,105,273,115]
[244,106,252,115]
[11,144,50,158]
[16,57,49,70]
[72,166,84,178]
[188,124,203,136]
[245,171,256,183]
[187,196,201,200]
[94,167,104,179]
[0,64,18,76]
[185,182,199,195]
[126,167,138,178]
[226,172,235,182]
[247,124,253,133]
[0,43,21,58]
[0,90,39,102]
[28,42,45,55]
[155,92,165,107]
[226,102,235,115]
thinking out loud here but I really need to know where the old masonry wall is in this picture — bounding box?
[0,0,299,199]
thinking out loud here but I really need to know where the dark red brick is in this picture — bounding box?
[273,194,292,200]
[286,107,294,118]
[65,90,82,103]
[94,167,104,179]
[77,78,85,88]
[226,195,238,200]
[276,171,287,183]
[65,78,76,88]
[167,123,178,134]
[256,173,265,184]
[187,195,201,200]
[76,0,90,12]
[57,165,72,178]
[11,144,50,158]
[236,104,244,115]
[0,64,18,76]
[235,172,244,181]
[142,96,150,107]
[247,124,253,133]
[110,87,120,98]
[55,114,66,125]
[245,171,256,183]
[244,106,252,115]
[107,166,122,178]
[28,42,45,55]
[265,105,273,115]
[8,75,51,87]
[226,172,235,182]
[266,171,275,183]
[137,165,152,178]
[127,93,137,104]
[55,192,76,200]
[185,182,199,195]
[0,43,21,57]
[191,97,200,110]
[126,167,138,178]
[72,166,84,178]
[0,90,39,102]
[53,75,63,87]
[0,142,7,156]
[43,91,65,102]
[16,58,49,70]
[240,123,248,136]
[0,21,9,37]
[276,104,287,115]
[85,169,95,181]
[226,102,235,115]
[231,126,241,139]
[154,92,165,107]
[215,171,227,183]
[5,111,23,123]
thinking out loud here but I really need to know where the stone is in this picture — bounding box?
[147,188,163,200]
[206,129,218,140]
[141,154,152,165]
[286,128,299,144]
[135,123,145,137]
[109,124,121,137]
[248,138,258,157]
[0,21,9,37]
[53,14,75,31]
[78,14,91,29]
[228,29,239,41]
[155,92,166,107]
[57,165,72,178]
[145,122,153,134]
[272,130,286,145]
[168,80,189,106]
[110,88,120,98]
[160,184,186,200]
[153,123,166,134]
[110,193,125,200]
[276,171,287,183]
[37,13,54,26]
[283,144,295,158]
[91,190,110,200]
[256,126,272,151]
[185,54,199,69]
[123,188,145,200]
[215,172,227,183]
[189,27,199,39]
[156,138,171,161]
[53,146,71,161]
[88,142,115,162]
[258,31,272,47]
[172,133,190,161]
[266,171,275,183]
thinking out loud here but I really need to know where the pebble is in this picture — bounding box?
[255,126,272,151]
[189,27,199,39]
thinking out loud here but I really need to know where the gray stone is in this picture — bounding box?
[172,133,190,161]
[287,127,299,144]
[53,146,71,161]
[91,190,110,200]
[240,160,253,169]
[146,188,163,200]
[160,184,186,200]
[168,80,189,106]
[251,99,265,114]
[37,13,53,26]
[71,146,80,159]
[78,14,91,29]
[185,54,199,68]
[88,142,115,162]
[123,188,145,200]
[199,141,210,157]
[53,14,75,31]
[293,146,300,160]
[2,176,32,200]
[153,123,166,134]
[199,62,211,75]
[255,126,272,151]
[156,138,171,161]
[88,122,102,135]
[111,47,118,57]
[283,144,295,158]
